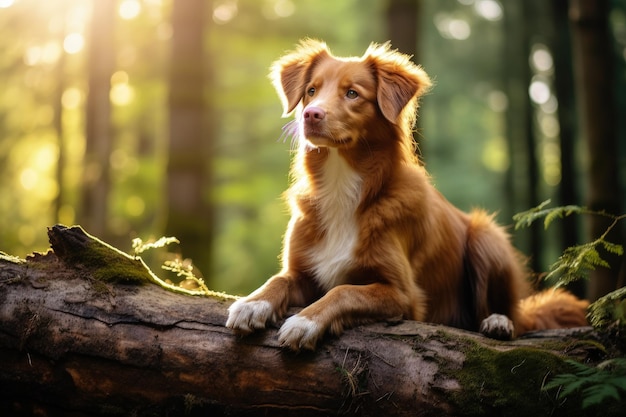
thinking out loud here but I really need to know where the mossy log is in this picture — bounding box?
[0,225,619,416]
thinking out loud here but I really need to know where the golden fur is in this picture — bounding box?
[226,40,588,350]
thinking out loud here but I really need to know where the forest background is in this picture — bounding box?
[0,0,624,300]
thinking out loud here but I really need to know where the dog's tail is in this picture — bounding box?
[516,289,589,335]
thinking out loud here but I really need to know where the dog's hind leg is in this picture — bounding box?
[464,210,528,340]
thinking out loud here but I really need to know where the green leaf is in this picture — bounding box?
[582,384,621,408]
[544,359,626,409]
[543,204,585,229]
[588,287,626,328]
[611,375,626,391]
[512,199,553,230]
[512,200,587,230]
[546,374,585,397]
[601,240,624,256]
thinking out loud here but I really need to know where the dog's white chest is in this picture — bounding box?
[307,150,362,291]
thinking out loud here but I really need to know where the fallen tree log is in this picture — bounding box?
[0,225,620,416]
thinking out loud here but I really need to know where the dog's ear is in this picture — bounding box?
[364,43,432,124]
[270,39,330,116]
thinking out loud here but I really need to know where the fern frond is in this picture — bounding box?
[600,240,624,257]
[545,242,611,286]
[512,199,553,230]
[588,286,626,328]
[582,384,621,408]
[542,204,586,229]
[544,359,626,409]
[132,236,180,256]
[512,199,586,230]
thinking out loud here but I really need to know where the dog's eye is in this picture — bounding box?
[307,87,316,96]
[346,89,358,99]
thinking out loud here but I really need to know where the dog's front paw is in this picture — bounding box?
[277,315,323,351]
[226,299,275,334]
[479,313,514,340]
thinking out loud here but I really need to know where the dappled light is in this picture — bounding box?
[531,45,554,72]
[212,0,238,24]
[434,13,472,40]
[474,0,503,21]
[529,78,551,105]
[110,73,135,106]
[119,0,142,20]
[63,32,85,54]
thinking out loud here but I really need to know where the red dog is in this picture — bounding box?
[226,40,588,350]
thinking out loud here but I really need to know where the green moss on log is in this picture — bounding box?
[444,337,621,416]
[48,224,154,284]
[452,345,572,416]
[45,224,237,299]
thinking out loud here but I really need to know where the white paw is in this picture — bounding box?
[479,313,514,340]
[277,315,322,351]
[226,299,274,334]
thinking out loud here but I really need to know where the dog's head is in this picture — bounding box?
[270,39,432,149]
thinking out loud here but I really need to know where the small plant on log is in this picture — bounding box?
[131,235,237,300]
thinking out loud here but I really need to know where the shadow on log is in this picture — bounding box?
[0,225,621,416]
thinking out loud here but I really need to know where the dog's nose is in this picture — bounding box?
[303,106,325,124]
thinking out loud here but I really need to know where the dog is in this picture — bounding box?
[226,39,589,350]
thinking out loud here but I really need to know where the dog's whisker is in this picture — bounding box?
[278,119,298,143]
[277,119,301,151]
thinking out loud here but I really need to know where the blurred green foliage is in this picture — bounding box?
[0,0,624,296]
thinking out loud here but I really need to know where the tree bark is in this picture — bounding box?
[0,226,617,417]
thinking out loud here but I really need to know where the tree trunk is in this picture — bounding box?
[569,0,622,301]
[385,0,424,159]
[550,0,585,298]
[81,0,115,238]
[53,16,67,226]
[385,0,421,64]
[0,226,618,417]
[503,0,542,273]
[165,0,213,278]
